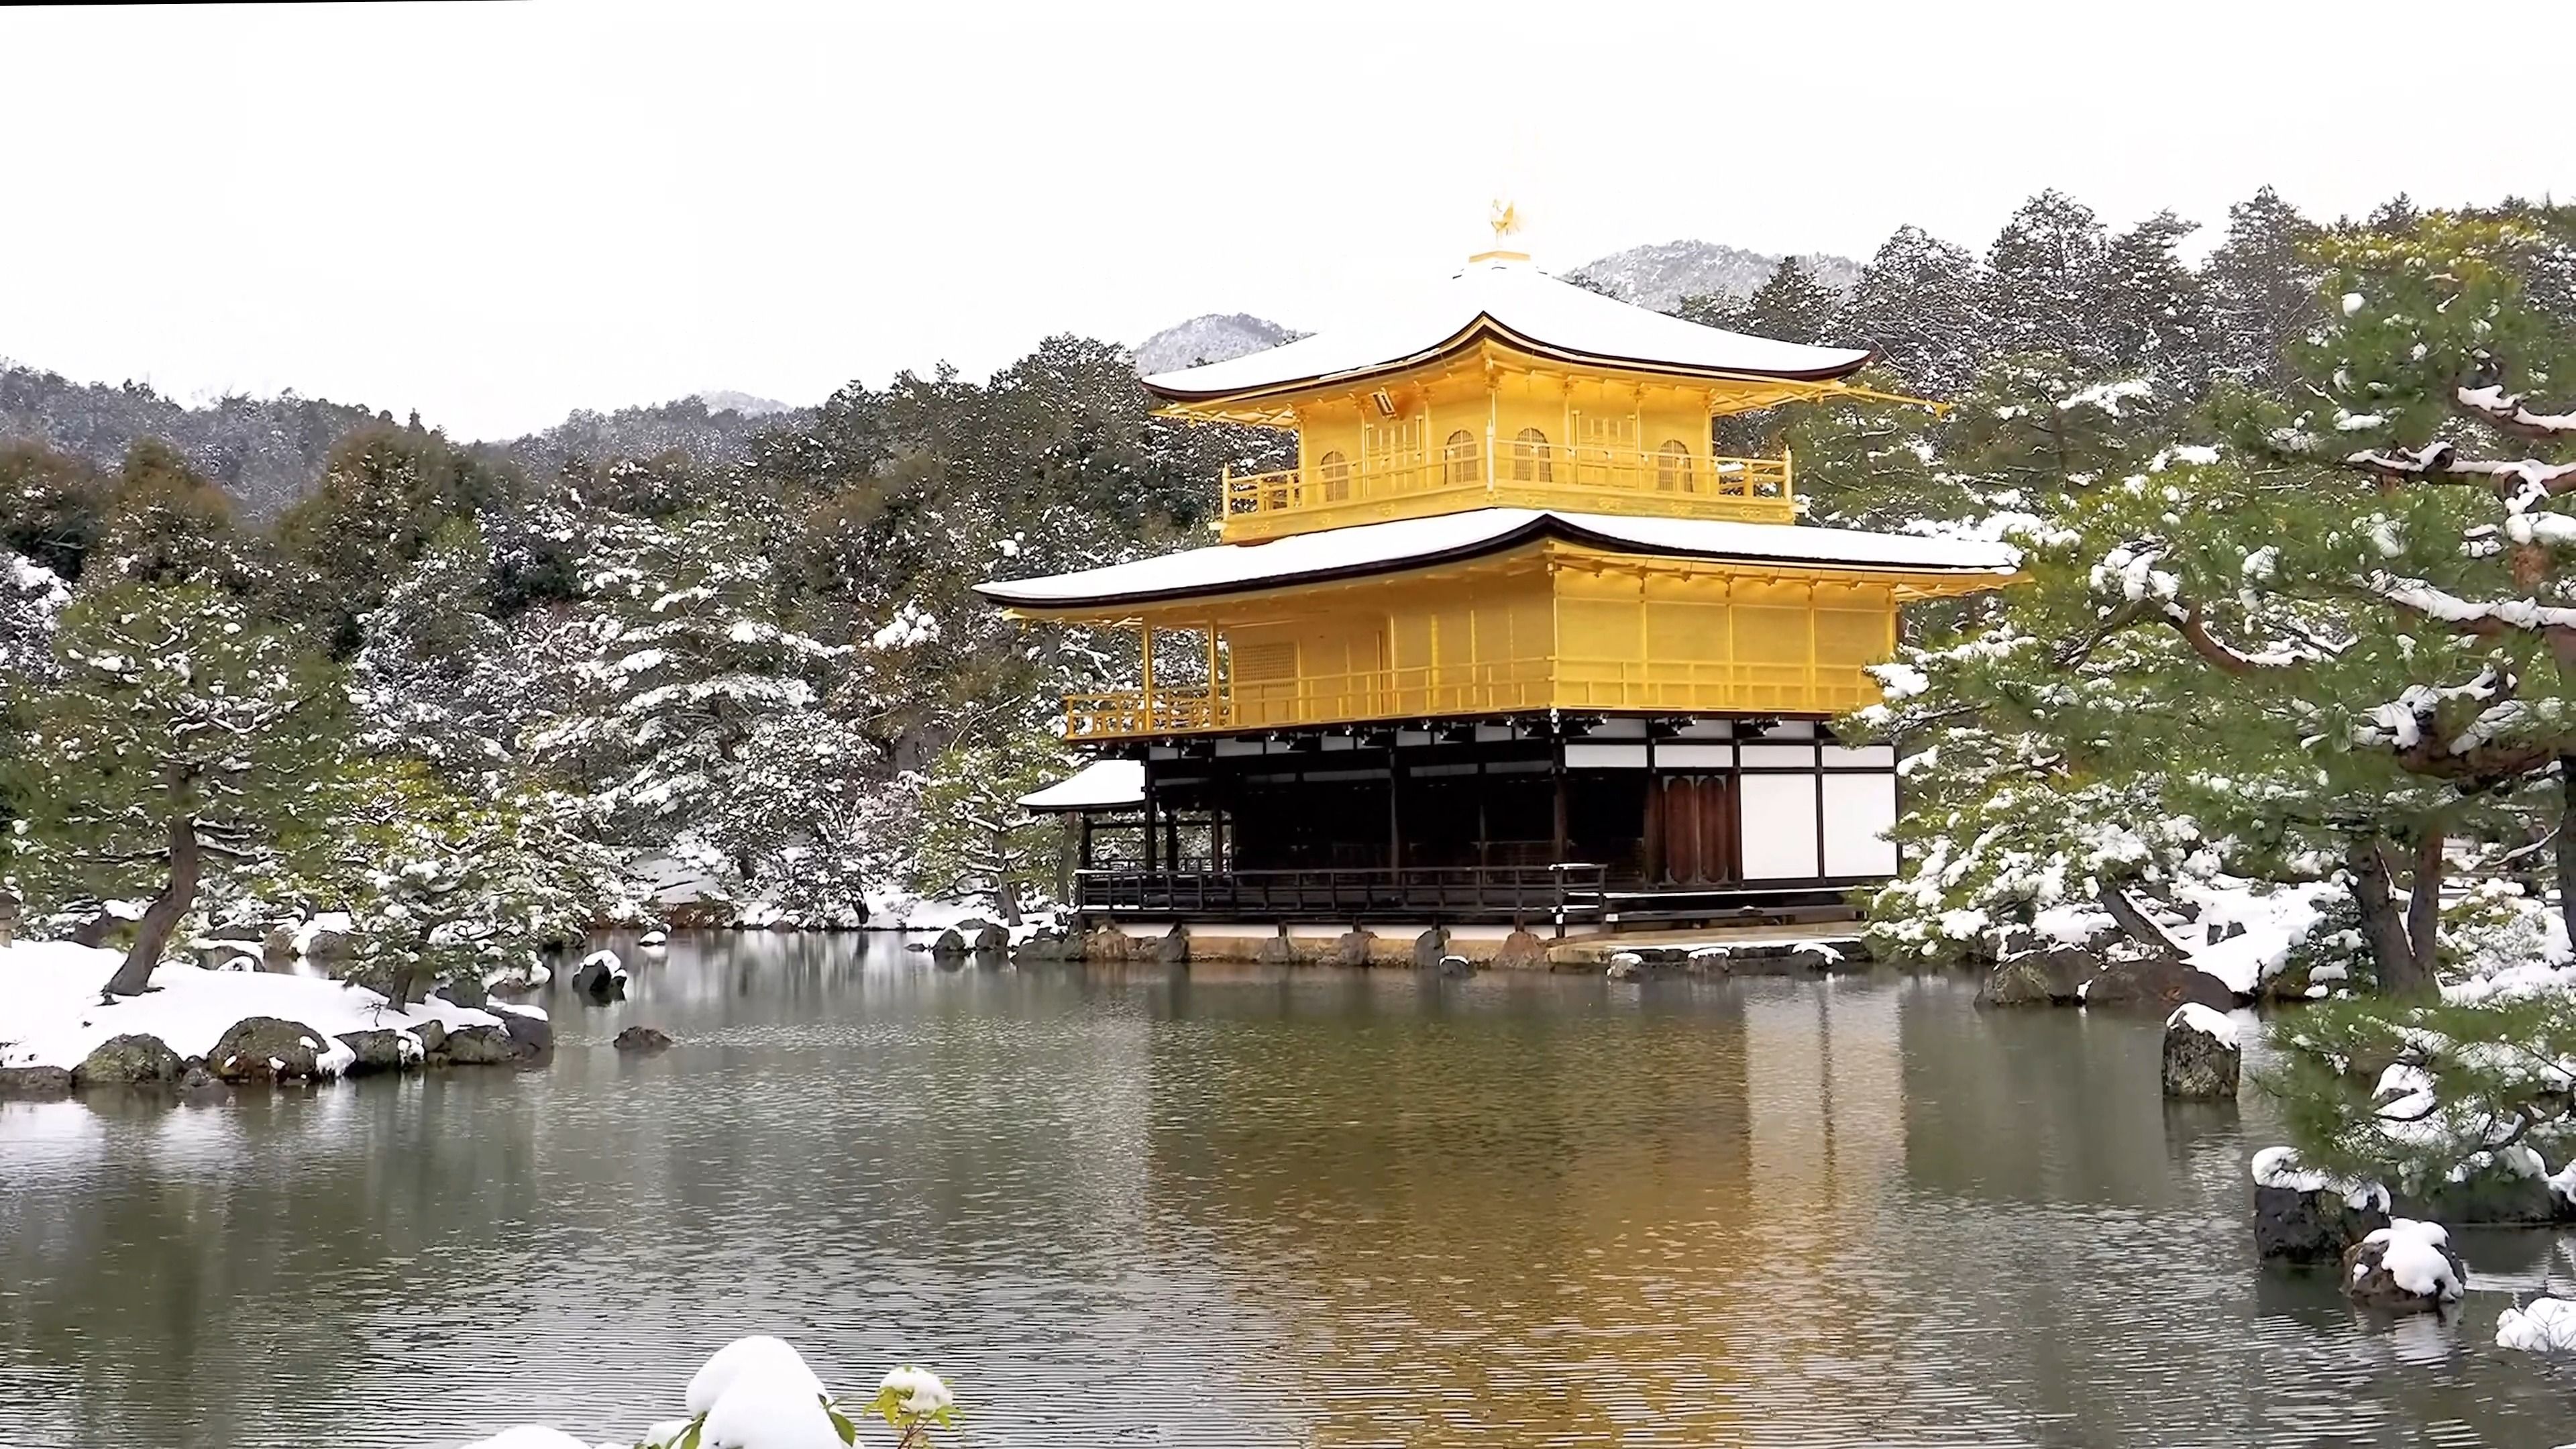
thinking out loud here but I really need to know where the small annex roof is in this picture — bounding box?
[1018,758,1144,812]
[977,508,2020,612]
[1141,254,1871,404]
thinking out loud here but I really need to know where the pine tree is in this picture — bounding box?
[276,423,529,654]
[2203,186,2323,390]
[1864,208,2576,1014]
[10,581,344,992]
[1840,225,1989,397]
[331,759,627,1006]
[1731,256,1843,345]
[1984,190,2114,374]
[528,505,879,907]
[910,731,1070,925]
[2097,211,2214,388]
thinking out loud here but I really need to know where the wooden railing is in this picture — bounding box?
[1059,659,1878,740]
[1075,863,1609,922]
[1062,688,1220,739]
[1220,443,1794,541]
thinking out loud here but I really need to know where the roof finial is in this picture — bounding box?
[1471,199,1530,268]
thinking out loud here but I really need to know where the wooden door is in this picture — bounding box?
[1658,775,1739,884]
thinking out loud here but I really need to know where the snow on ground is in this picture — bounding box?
[2250,1144,2391,1212]
[2176,878,2343,996]
[0,940,527,1074]
[2497,1297,2576,1352]
[2357,1219,2462,1299]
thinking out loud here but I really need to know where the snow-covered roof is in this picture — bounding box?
[978,508,2020,611]
[1142,254,1870,402]
[1018,759,1144,811]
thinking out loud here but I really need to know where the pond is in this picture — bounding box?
[1,933,2571,1447]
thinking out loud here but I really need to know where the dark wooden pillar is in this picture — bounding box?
[1387,741,1405,874]
[1141,755,1158,875]
[1550,736,1569,863]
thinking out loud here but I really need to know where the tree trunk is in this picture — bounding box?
[2097,876,2189,958]
[2557,756,2576,951]
[2406,826,2445,986]
[103,816,199,998]
[2345,835,2429,996]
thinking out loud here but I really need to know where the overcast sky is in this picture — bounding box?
[4,1,2567,440]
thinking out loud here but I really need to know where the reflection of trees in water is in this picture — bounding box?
[1140,972,1770,1443]
[0,1081,560,1446]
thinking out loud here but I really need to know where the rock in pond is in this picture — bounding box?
[1978,945,2097,1006]
[411,1019,449,1057]
[74,1032,184,1086]
[1605,952,1648,983]
[614,1025,676,1053]
[1255,932,1299,965]
[571,950,627,1002]
[209,1016,337,1083]
[1014,927,1072,963]
[2161,1004,2241,1099]
[1437,953,1476,978]
[2342,1219,2466,1312]
[974,922,1010,953]
[1333,928,1375,968]
[1492,928,1549,971]
[1152,926,1189,965]
[335,1028,421,1076]
[930,928,969,960]
[1080,927,1135,963]
[0,1065,74,1096]
[1411,928,1448,971]
[2250,1146,2392,1262]
[2083,957,2234,1014]
[490,1006,553,1055]
[441,1024,525,1065]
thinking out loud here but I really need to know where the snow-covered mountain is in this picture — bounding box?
[1134,313,1303,375]
[1568,240,1861,312]
[696,390,797,417]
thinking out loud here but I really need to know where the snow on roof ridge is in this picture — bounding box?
[977,508,2020,610]
[1141,259,1870,400]
[1020,759,1144,810]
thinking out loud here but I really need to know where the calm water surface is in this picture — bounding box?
[3,934,2573,1447]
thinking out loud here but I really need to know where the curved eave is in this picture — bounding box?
[1142,314,1873,413]
[977,515,2015,616]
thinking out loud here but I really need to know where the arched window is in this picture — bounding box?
[1318,449,1351,502]
[1655,439,1695,492]
[1511,427,1553,483]
[1444,429,1480,486]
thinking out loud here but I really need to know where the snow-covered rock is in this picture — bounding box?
[0,941,532,1087]
[2496,1297,2576,1352]
[2161,1004,2243,1099]
[2251,1146,2392,1261]
[2341,1218,2465,1311]
[572,949,628,1001]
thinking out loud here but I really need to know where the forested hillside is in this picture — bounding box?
[6,185,2571,1033]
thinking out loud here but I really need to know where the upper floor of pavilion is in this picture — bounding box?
[1144,248,1896,543]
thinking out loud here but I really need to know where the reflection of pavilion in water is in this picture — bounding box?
[1135,976,1911,1444]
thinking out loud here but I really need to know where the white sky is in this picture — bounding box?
[3,1,2567,441]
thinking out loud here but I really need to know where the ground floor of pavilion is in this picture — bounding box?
[1026,712,1900,932]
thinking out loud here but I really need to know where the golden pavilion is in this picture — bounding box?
[979,232,2017,932]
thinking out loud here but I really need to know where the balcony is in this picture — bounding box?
[1220,441,1794,542]
[1061,659,1875,741]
